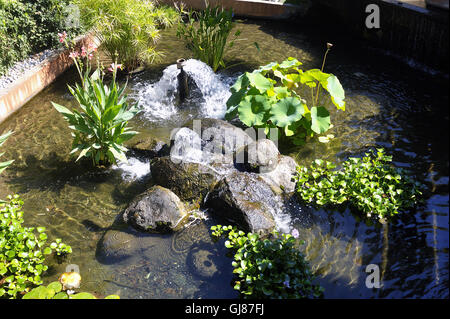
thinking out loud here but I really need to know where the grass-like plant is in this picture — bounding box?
[294,148,424,222]
[74,0,180,72]
[211,225,323,299]
[177,4,240,72]
[52,34,140,166]
[225,44,345,145]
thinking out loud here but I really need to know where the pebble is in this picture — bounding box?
[0,49,57,91]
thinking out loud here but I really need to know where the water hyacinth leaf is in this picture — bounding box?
[238,95,271,127]
[269,97,305,128]
[310,106,331,134]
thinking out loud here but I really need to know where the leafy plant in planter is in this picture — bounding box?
[75,0,180,72]
[177,4,240,72]
[0,195,72,299]
[294,148,424,222]
[211,225,323,299]
[52,35,140,166]
[225,44,345,145]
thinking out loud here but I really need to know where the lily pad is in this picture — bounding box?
[269,97,305,129]
[310,106,331,134]
[238,95,271,127]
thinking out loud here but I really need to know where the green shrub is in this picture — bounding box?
[294,148,424,222]
[211,225,323,299]
[52,38,140,166]
[177,4,240,72]
[0,0,81,76]
[74,0,180,71]
[0,195,72,299]
[225,46,345,145]
[22,280,119,299]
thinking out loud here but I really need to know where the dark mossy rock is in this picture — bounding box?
[205,171,278,235]
[122,185,189,233]
[150,156,224,202]
[125,134,169,159]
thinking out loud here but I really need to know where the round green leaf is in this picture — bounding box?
[47,281,62,293]
[269,97,305,128]
[246,72,272,93]
[238,95,271,127]
[310,106,330,134]
[325,75,346,110]
[70,292,96,299]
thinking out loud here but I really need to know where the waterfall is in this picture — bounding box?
[135,59,231,122]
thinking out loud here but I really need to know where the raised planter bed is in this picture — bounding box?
[0,33,98,124]
[159,0,311,19]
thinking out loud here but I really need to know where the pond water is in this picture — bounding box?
[0,19,448,299]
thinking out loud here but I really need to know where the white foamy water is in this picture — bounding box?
[114,157,151,181]
[135,59,231,121]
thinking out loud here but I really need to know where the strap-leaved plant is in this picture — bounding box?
[52,34,140,166]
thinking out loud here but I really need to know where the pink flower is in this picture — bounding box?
[69,51,79,59]
[291,228,299,239]
[80,46,87,58]
[88,53,93,60]
[108,63,123,72]
[58,31,67,43]
[87,43,97,53]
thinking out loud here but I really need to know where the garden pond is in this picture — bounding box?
[0,19,448,299]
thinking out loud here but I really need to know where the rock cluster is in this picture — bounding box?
[122,118,298,235]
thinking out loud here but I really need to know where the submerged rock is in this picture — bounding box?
[96,229,139,264]
[187,243,223,280]
[122,185,189,233]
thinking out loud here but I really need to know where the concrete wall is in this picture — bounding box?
[159,0,311,19]
[0,34,97,124]
[308,0,448,72]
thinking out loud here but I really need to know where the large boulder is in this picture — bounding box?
[205,171,279,235]
[182,118,254,156]
[234,138,280,173]
[122,185,189,233]
[151,156,225,202]
[260,155,298,194]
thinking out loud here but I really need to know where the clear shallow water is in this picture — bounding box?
[0,20,448,299]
